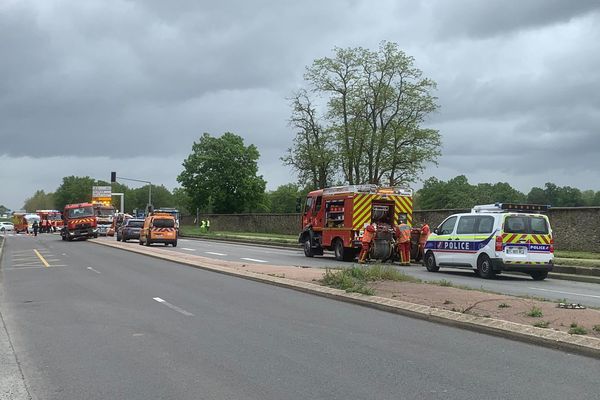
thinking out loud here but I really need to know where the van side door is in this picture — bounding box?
[430,216,458,266]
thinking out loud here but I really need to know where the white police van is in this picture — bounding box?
[423,203,554,280]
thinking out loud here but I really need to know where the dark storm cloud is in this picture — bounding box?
[432,0,600,39]
[0,0,353,159]
[1,0,600,210]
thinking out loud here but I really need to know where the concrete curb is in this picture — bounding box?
[92,239,600,360]
[0,236,32,400]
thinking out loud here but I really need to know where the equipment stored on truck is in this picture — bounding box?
[423,203,554,280]
[61,203,98,241]
[299,185,414,262]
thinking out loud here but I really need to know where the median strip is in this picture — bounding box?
[92,239,600,359]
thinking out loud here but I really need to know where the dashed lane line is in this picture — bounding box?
[528,287,600,299]
[181,248,196,251]
[205,251,227,256]
[87,267,101,274]
[240,257,268,263]
[152,297,194,316]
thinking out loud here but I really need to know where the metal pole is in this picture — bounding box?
[112,193,125,213]
[149,184,152,209]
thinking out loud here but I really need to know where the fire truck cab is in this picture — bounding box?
[299,185,414,262]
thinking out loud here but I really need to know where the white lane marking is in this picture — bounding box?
[528,287,600,299]
[181,247,196,251]
[179,239,190,242]
[240,257,268,263]
[205,251,227,256]
[152,297,194,316]
[87,267,101,274]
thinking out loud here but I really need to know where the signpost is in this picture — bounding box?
[92,185,112,205]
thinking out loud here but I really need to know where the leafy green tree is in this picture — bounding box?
[594,191,600,206]
[581,190,596,206]
[282,90,337,189]
[267,184,302,213]
[526,187,547,205]
[178,132,267,213]
[292,41,441,186]
[54,176,97,210]
[22,190,55,212]
[417,176,525,209]
[172,187,193,215]
[527,183,584,207]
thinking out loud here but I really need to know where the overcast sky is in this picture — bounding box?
[1,0,599,210]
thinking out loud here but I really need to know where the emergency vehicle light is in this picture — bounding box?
[472,203,550,213]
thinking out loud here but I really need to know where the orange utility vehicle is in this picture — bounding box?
[61,203,98,241]
[12,213,41,233]
[299,185,414,261]
[139,212,177,247]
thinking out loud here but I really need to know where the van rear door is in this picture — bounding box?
[502,214,552,264]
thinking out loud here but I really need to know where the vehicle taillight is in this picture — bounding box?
[550,237,554,253]
[495,235,503,252]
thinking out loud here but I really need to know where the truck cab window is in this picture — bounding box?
[314,196,322,212]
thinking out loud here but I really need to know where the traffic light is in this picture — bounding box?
[110,171,116,183]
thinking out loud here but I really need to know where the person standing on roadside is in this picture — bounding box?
[417,222,430,262]
[395,218,411,266]
[358,223,376,264]
[32,220,39,237]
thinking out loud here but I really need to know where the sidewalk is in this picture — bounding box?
[93,238,600,359]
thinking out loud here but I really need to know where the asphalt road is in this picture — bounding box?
[1,233,599,400]
[108,235,600,308]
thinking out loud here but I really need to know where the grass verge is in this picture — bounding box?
[320,265,420,295]
[180,227,298,244]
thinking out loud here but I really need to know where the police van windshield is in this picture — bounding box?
[504,216,549,234]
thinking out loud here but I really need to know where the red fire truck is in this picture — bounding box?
[36,210,63,232]
[299,185,414,261]
[61,203,98,241]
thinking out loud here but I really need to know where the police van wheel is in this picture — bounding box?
[477,255,496,279]
[424,252,439,272]
[530,271,548,281]
[303,239,314,258]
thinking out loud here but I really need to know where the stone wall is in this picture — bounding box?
[181,207,600,252]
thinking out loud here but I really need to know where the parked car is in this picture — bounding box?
[0,222,14,233]
[116,218,144,242]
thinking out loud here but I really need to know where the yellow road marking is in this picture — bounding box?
[33,249,50,267]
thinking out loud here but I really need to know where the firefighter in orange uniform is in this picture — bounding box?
[358,224,376,264]
[418,223,430,261]
[395,218,411,265]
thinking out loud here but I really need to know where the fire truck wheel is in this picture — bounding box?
[172,241,177,247]
[333,239,346,261]
[424,252,439,272]
[303,239,314,257]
